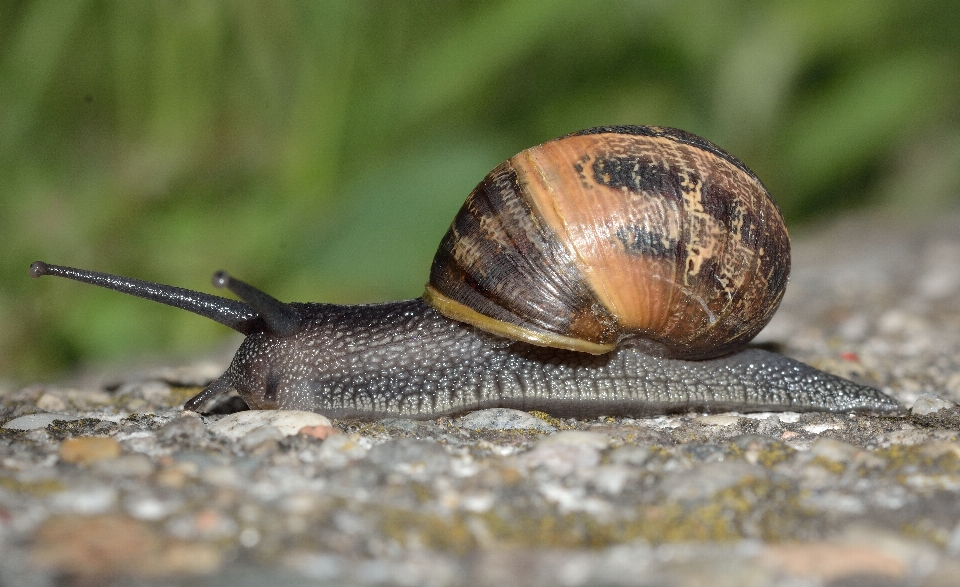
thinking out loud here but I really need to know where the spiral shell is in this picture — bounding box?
[424,126,790,359]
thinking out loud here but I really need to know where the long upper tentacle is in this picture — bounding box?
[30,261,261,334]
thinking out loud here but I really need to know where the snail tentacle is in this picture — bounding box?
[30,261,260,334]
[211,271,300,337]
[182,372,236,412]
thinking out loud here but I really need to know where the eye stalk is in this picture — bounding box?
[29,261,51,278]
[211,271,300,337]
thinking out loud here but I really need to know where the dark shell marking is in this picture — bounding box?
[568,125,761,183]
[429,163,619,346]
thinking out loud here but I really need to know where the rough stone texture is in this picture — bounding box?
[456,408,558,432]
[2,210,960,587]
[207,410,334,440]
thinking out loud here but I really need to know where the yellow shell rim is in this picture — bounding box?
[422,285,614,355]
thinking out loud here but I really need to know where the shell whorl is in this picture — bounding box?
[426,126,790,360]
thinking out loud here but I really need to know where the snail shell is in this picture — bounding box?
[425,126,790,359]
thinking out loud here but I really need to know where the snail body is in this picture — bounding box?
[30,126,900,419]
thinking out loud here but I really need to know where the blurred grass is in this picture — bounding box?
[1,0,958,382]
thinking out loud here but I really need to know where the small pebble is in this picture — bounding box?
[116,380,173,404]
[151,361,229,387]
[201,465,241,488]
[366,438,450,481]
[31,514,221,577]
[116,430,162,456]
[70,388,113,407]
[156,415,207,442]
[59,437,121,465]
[658,461,765,502]
[299,424,340,439]
[762,542,907,582]
[518,443,602,476]
[167,509,238,541]
[696,414,741,427]
[910,392,957,415]
[877,428,960,447]
[731,434,781,451]
[3,413,80,430]
[921,442,960,459]
[802,422,843,434]
[808,437,860,464]
[36,393,68,412]
[379,418,422,434]
[306,433,371,467]
[808,438,886,469]
[49,485,119,514]
[32,514,157,575]
[732,434,786,465]
[288,552,345,581]
[538,430,610,449]
[92,453,155,478]
[538,482,613,516]
[608,444,653,466]
[679,442,726,462]
[240,425,284,451]
[589,464,635,495]
[456,408,557,431]
[207,410,332,439]
[124,493,184,521]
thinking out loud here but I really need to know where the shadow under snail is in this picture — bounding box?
[30,126,900,419]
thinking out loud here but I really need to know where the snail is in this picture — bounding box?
[30,125,899,419]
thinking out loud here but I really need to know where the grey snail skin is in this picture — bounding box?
[30,126,900,420]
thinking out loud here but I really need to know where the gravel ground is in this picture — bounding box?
[2,210,960,587]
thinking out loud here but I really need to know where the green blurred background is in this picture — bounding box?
[2,0,958,383]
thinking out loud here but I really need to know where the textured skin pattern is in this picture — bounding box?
[221,300,900,420]
[428,126,790,359]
